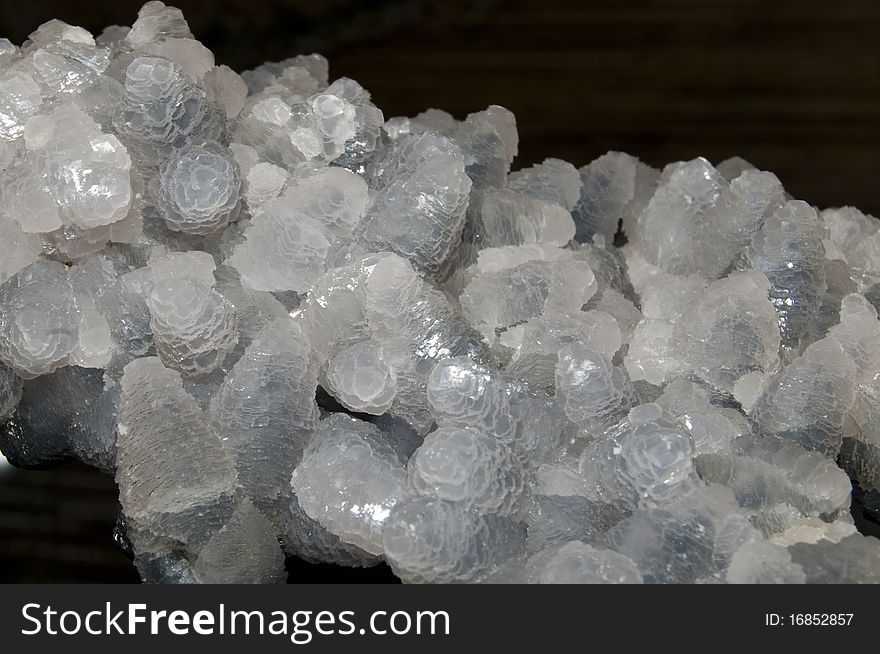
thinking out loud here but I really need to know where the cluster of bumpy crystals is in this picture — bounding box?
[1,2,878,584]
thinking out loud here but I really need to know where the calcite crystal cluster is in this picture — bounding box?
[0,2,878,584]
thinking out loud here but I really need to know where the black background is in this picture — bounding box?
[0,0,878,582]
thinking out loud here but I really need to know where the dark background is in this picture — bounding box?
[0,0,878,582]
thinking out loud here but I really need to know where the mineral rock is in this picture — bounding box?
[1,2,878,585]
[157,141,240,235]
[527,541,643,584]
[408,426,526,516]
[383,496,525,583]
[116,357,236,554]
[291,415,408,555]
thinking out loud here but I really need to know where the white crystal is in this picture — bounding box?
[1,2,878,586]
[408,426,526,516]
[0,261,78,378]
[382,496,524,583]
[291,414,408,555]
[117,356,236,551]
[527,541,643,584]
[157,141,240,235]
[325,340,397,415]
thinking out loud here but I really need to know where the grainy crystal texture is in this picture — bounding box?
[0,2,878,585]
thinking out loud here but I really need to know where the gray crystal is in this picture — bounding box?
[527,541,643,584]
[0,261,78,378]
[408,426,526,516]
[1,2,878,585]
[157,141,240,235]
[383,496,525,583]
[291,414,408,555]
[117,356,236,555]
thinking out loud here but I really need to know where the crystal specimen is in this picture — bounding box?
[192,499,286,584]
[555,342,633,428]
[526,541,643,584]
[116,356,236,560]
[211,317,318,509]
[383,496,525,583]
[147,252,238,377]
[291,414,408,556]
[8,103,132,233]
[738,200,827,352]
[157,141,240,235]
[359,132,471,273]
[0,261,78,378]
[114,55,226,168]
[408,426,526,517]
[325,340,397,415]
[1,2,879,585]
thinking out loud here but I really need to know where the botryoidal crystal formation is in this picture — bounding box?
[0,3,878,585]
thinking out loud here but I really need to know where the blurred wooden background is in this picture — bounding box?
[0,0,878,582]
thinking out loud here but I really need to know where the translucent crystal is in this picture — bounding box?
[7,103,131,233]
[0,71,42,141]
[821,206,880,287]
[157,141,240,235]
[1,2,878,585]
[325,340,397,415]
[141,38,214,82]
[383,496,525,583]
[508,158,581,211]
[454,105,517,189]
[753,336,856,456]
[114,56,225,168]
[0,366,115,470]
[555,342,633,428]
[227,196,331,294]
[472,187,575,248]
[460,246,597,345]
[632,157,726,273]
[503,310,622,389]
[359,254,473,432]
[148,269,238,378]
[623,319,681,386]
[291,414,408,555]
[524,493,610,553]
[580,405,698,511]
[360,132,471,273]
[192,499,286,584]
[608,485,741,583]
[408,427,526,516]
[527,541,643,584]
[243,161,287,209]
[0,261,78,378]
[695,436,853,523]
[692,170,786,278]
[573,151,657,243]
[324,77,384,173]
[117,357,236,552]
[656,379,752,454]
[738,200,827,351]
[204,65,248,119]
[32,38,110,96]
[125,1,193,47]
[716,156,756,181]
[0,215,42,285]
[670,271,781,393]
[726,541,806,584]
[281,492,379,568]
[212,318,318,506]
